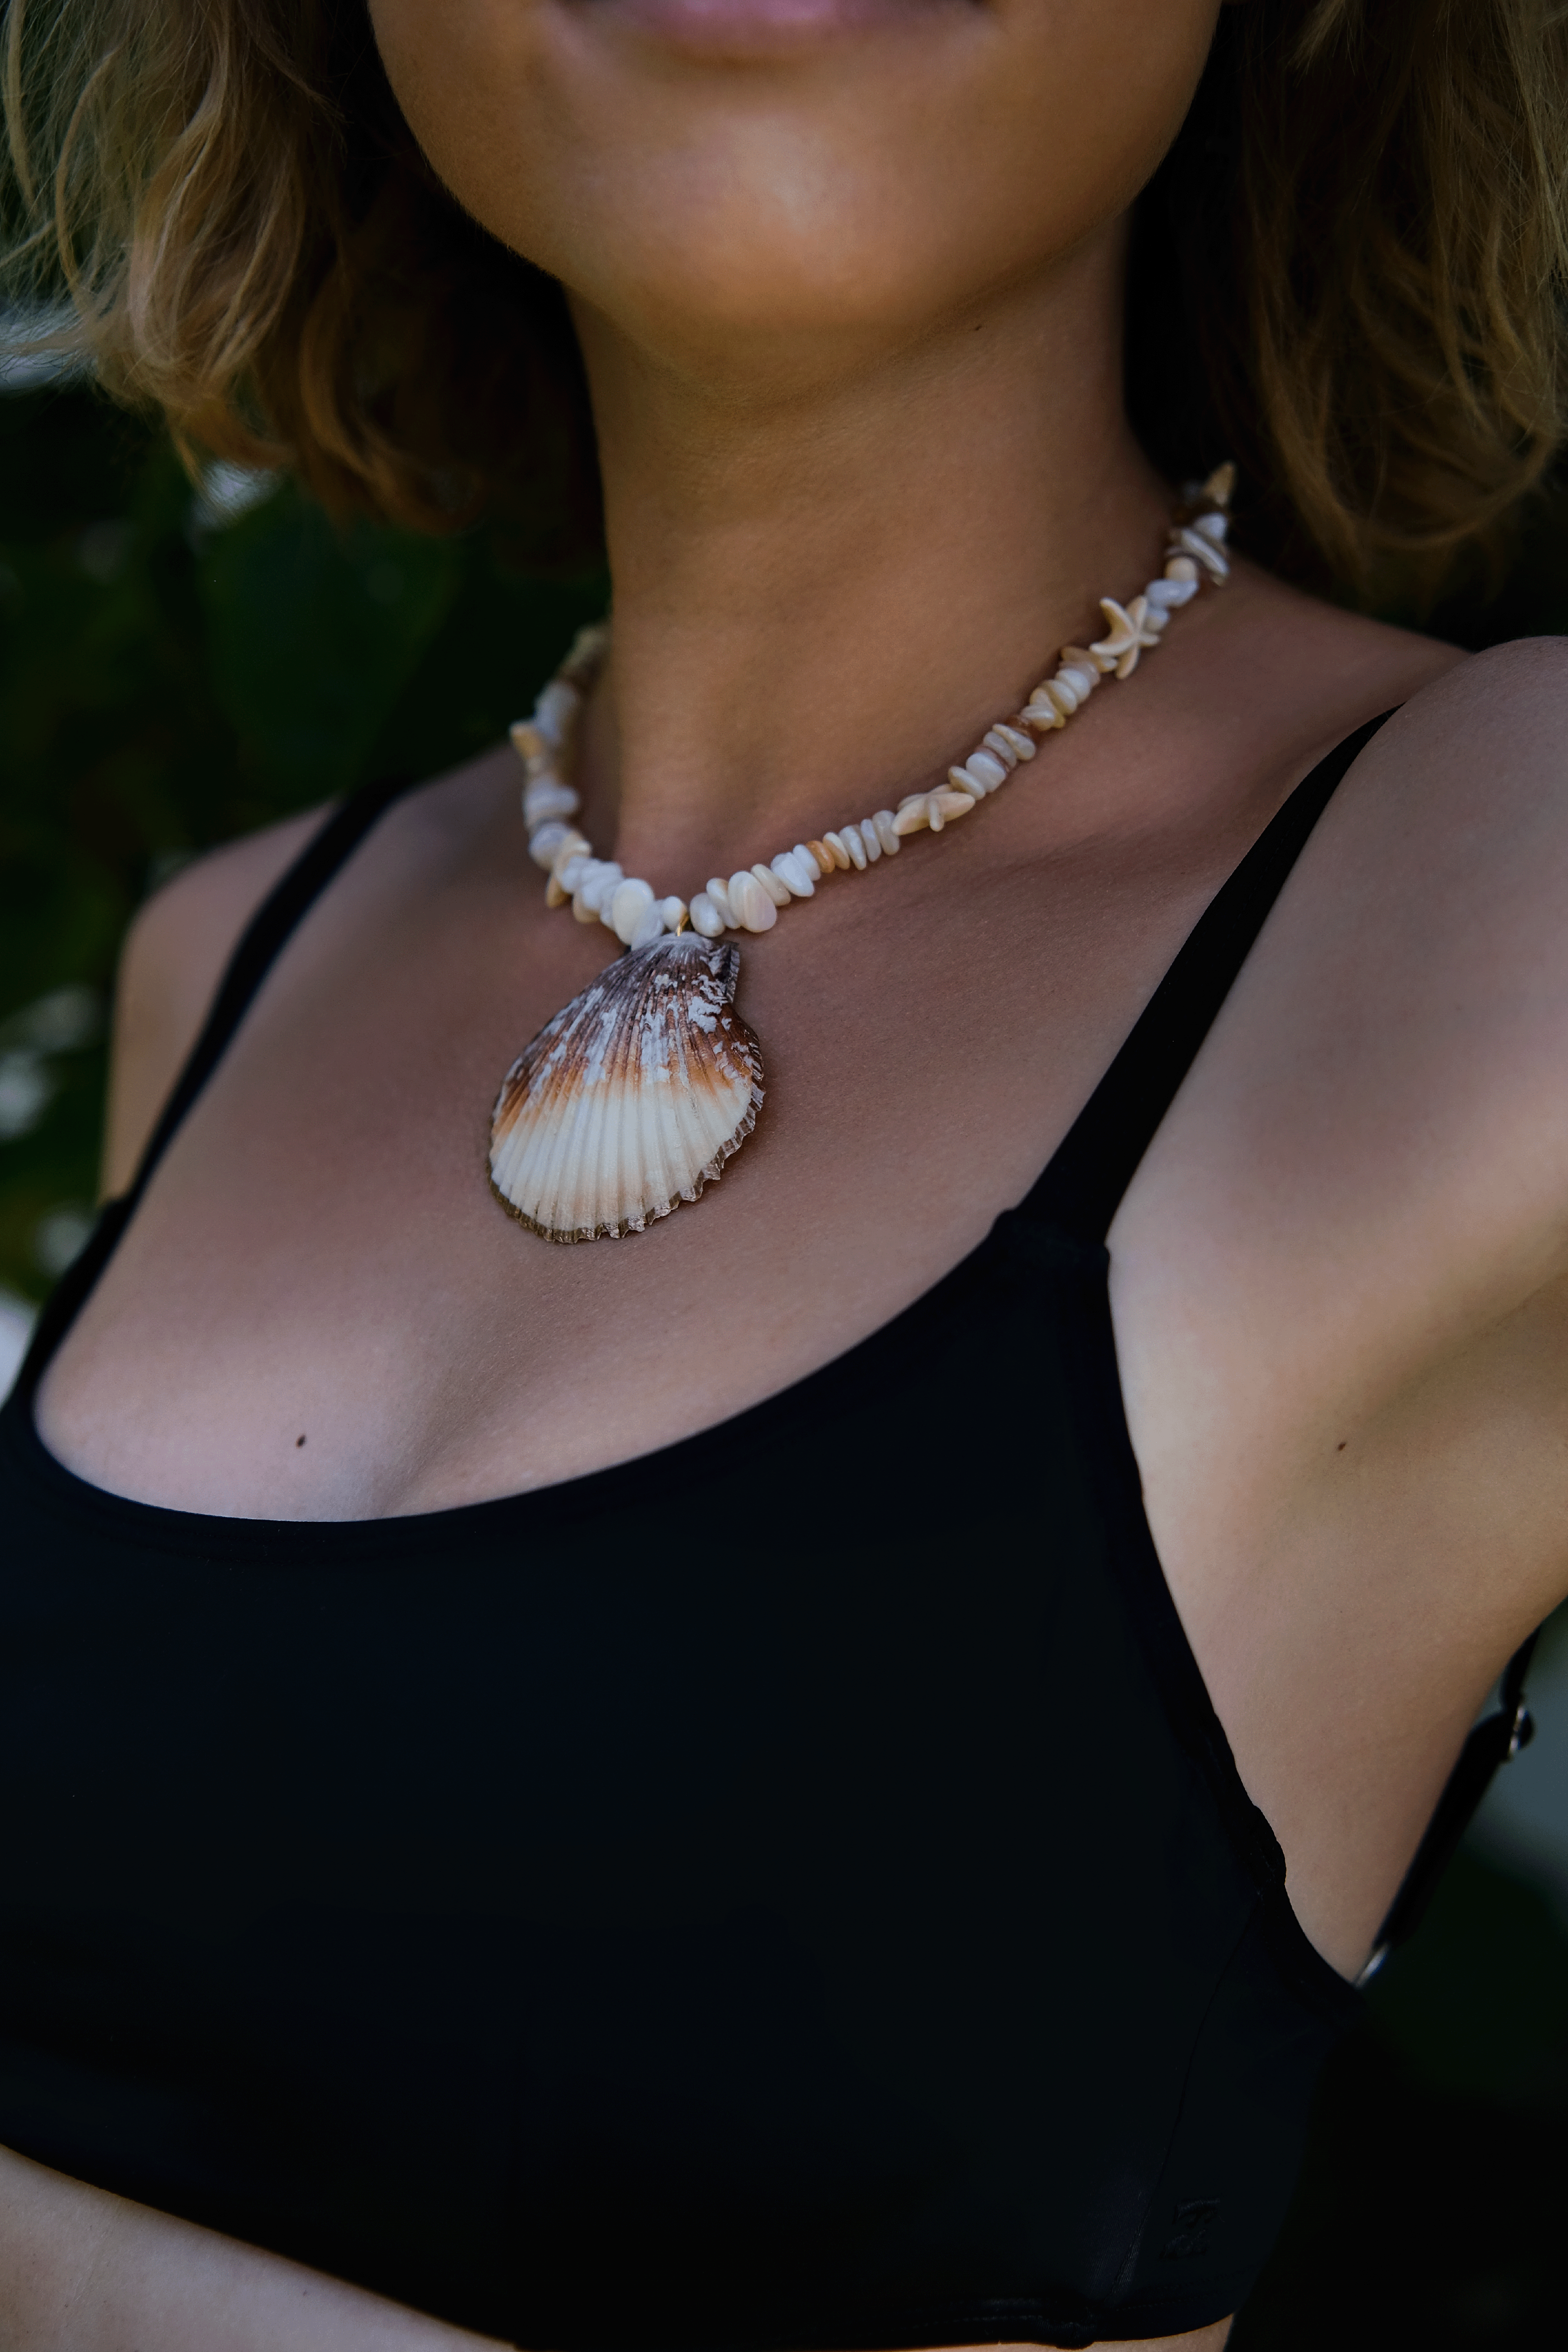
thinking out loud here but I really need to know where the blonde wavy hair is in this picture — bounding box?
[5,0,1568,604]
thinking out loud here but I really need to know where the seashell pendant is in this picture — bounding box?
[489,933,764,1242]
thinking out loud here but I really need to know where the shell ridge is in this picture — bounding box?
[488,935,763,1243]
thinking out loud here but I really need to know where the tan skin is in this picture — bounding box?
[5,0,1568,2342]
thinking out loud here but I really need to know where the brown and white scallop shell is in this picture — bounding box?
[489,934,764,1242]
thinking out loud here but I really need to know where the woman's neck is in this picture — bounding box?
[569,226,1173,880]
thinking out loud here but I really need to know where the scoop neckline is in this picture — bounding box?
[3,1202,1042,1557]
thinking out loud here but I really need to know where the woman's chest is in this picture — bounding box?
[36,824,1237,1520]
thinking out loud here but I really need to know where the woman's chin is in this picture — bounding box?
[566,0,972,61]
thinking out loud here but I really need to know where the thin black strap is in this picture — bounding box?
[1024,711,1397,1243]
[15,772,413,1397]
[131,773,415,1200]
[1358,1631,1541,1983]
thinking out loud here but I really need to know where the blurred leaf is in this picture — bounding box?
[0,385,602,1297]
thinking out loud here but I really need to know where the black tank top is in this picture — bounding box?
[0,715,1531,2349]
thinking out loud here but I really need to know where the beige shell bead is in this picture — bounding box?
[892,788,976,836]
[751,862,792,908]
[558,620,611,685]
[871,811,901,856]
[1062,644,1115,678]
[806,841,836,878]
[820,832,853,871]
[839,824,869,870]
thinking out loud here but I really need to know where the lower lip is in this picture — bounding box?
[577,0,965,58]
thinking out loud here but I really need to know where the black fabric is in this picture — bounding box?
[14,774,413,1404]
[0,716,1504,2348]
[1030,712,1391,1244]
[1363,1631,1539,1975]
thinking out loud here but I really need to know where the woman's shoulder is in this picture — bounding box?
[100,748,516,1195]
[1385,629,1568,750]
[101,804,336,1195]
[1342,633,1568,859]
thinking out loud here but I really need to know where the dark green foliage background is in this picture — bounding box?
[3,379,1568,2348]
[0,380,604,1299]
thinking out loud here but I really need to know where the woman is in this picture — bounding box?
[2,0,1567,2343]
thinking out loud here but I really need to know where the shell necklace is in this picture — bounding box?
[490,465,1235,1243]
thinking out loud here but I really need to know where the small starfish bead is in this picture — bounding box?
[1090,594,1163,680]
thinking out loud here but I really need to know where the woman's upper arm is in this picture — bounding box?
[100,807,333,1199]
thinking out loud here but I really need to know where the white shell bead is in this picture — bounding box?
[577,860,623,913]
[993,724,1035,761]
[1172,526,1229,579]
[512,481,1224,1054]
[529,821,578,870]
[550,829,590,871]
[965,750,1009,792]
[531,679,580,744]
[523,777,581,829]
[609,877,656,944]
[729,871,778,932]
